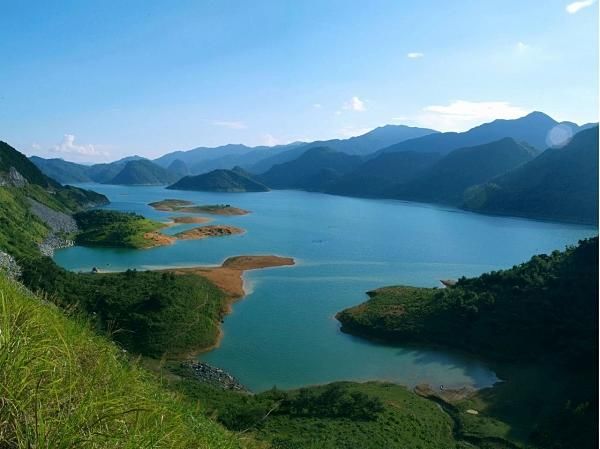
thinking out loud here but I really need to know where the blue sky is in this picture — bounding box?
[0,0,597,162]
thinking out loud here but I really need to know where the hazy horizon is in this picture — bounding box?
[22,111,598,165]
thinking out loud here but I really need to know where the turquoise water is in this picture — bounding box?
[55,184,597,391]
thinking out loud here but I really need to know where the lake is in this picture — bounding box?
[55,184,597,391]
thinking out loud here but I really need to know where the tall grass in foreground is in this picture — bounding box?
[0,274,247,449]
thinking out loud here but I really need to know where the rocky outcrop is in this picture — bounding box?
[185,361,248,392]
[38,235,75,257]
[27,199,78,233]
[0,250,21,279]
[26,199,78,256]
[0,167,28,187]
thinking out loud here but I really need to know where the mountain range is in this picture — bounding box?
[28,112,599,224]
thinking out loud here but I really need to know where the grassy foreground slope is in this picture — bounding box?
[0,274,249,449]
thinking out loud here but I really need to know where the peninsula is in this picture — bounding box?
[164,255,295,300]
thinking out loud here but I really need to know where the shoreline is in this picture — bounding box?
[160,255,295,355]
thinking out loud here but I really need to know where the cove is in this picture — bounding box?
[54,184,597,391]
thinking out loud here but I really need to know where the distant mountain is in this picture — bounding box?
[167,159,189,178]
[29,156,181,186]
[259,147,363,190]
[378,112,589,156]
[86,161,130,183]
[168,166,269,192]
[110,159,178,185]
[30,156,93,184]
[464,127,599,224]
[248,125,438,174]
[326,151,442,198]
[152,125,437,176]
[154,143,299,173]
[389,138,539,205]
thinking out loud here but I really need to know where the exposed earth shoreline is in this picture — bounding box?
[159,255,295,354]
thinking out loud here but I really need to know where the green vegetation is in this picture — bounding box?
[168,167,269,192]
[259,147,363,191]
[149,199,249,215]
[0,273,249,449]
[148,198,194,211]
[19,257,228,357]
[111,159,178,185]
[1,141,108,258]
[1,141,56,187]
[389,138,538,204]
[30,155,182,185]
[29,155,93,183]
[337,237,599,448]
[464,126,598,224]
[74,209,165,248]
[169,366,458,449]
[0,187,49,258]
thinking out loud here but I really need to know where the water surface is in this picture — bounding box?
[55,185,597,391]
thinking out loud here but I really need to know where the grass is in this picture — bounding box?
[0,187,49,258]
[257,382,457,449]
[0,273,253,449]
[168,366,459,449]
[74,209,166,249]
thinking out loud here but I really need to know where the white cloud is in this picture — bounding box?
[261,133,280,146]
[50,134,109,159]
[566,0,596,13]
[341,96,366,112]
[313,103,322,109]
[407,52,424,59]
[416,100,530,132]
[211,120,247,129]
[516,41,529,52]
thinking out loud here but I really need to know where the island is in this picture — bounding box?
[74,209,169,249]
[73,209,245,248]
[148,198,194,211]
[166,167,270,192]
[149,199,250,215]
[170,216,212,224]
[174,225,244,240]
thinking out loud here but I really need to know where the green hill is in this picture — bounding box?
[389,138,539,205]
[167,158,190,178]
[30,156,93,183]
[336,238,599,448]
[169,167,270,192]
[326,151,441,197]
[464,126,599,224]
[110,159,178,185]
[260,147,363,190]
[1,141,108,258]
